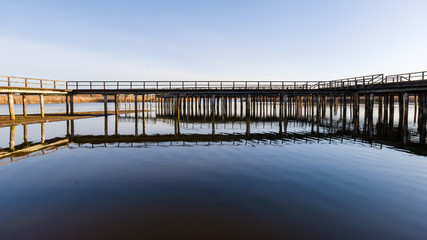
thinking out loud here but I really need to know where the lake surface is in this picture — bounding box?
[1,102,426,239]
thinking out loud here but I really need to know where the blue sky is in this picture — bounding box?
[1,0,426,81]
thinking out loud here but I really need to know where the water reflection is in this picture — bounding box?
[1,97,426,163]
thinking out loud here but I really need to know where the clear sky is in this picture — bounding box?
[1,0,426,81]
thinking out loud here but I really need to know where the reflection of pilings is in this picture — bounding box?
[71,120,75,137]
[10,126,15,151]
[24,124,28,143]
[104,116,109,136]
[115,114,119,135]
[41,122,45,143]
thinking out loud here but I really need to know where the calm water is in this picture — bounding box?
[1,102,427,239]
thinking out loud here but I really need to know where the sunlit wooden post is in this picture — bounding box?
[22,95,27,117]
[8,94,15,120]
[40,95,45,118]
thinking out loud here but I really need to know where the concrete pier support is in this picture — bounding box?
[22,95,27,117]
[40,95,45,118]
[8,94,15,120]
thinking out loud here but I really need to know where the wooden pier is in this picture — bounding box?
[1,71,426,134]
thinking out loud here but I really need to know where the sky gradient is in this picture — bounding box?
[1,0,426,81]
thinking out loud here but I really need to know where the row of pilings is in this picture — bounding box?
[5,91,426,144]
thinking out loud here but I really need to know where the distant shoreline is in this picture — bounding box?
[0,95,154,105]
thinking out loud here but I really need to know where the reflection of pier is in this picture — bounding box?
[68,131,427,156]
[2,109,426,165]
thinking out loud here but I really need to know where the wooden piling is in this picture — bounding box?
[104,95,108,116]
[115,95,119,115]
[134,94,138,117]
[40,95,45,118]
[66,95,69,115]
[22,95,27,117]
[70,95,74,115]
[8,94,15,120]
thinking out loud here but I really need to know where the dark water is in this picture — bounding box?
[1,101,427,239]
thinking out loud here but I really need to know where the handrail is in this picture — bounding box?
[0,71,425,91]
[0,75,67,90]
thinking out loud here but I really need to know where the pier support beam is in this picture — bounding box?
[8,94,15,120]
[142,94,145,118]
[211,95,216,117]
[70,95,74,115]
[115,95,119,115]
[403,92,409,144]
[104,95,108,116]
[134,94,138,117]
[22,95,27,117]
[66,95,69,115]
[246,94,251,118]
[40,95,45,118]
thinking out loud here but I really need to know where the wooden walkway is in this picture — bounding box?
[1,71,426,122]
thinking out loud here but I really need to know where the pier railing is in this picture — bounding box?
[385,71,427,83]
[65,74,386,91]
[0,75,67,90]
[1,71,426,92]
